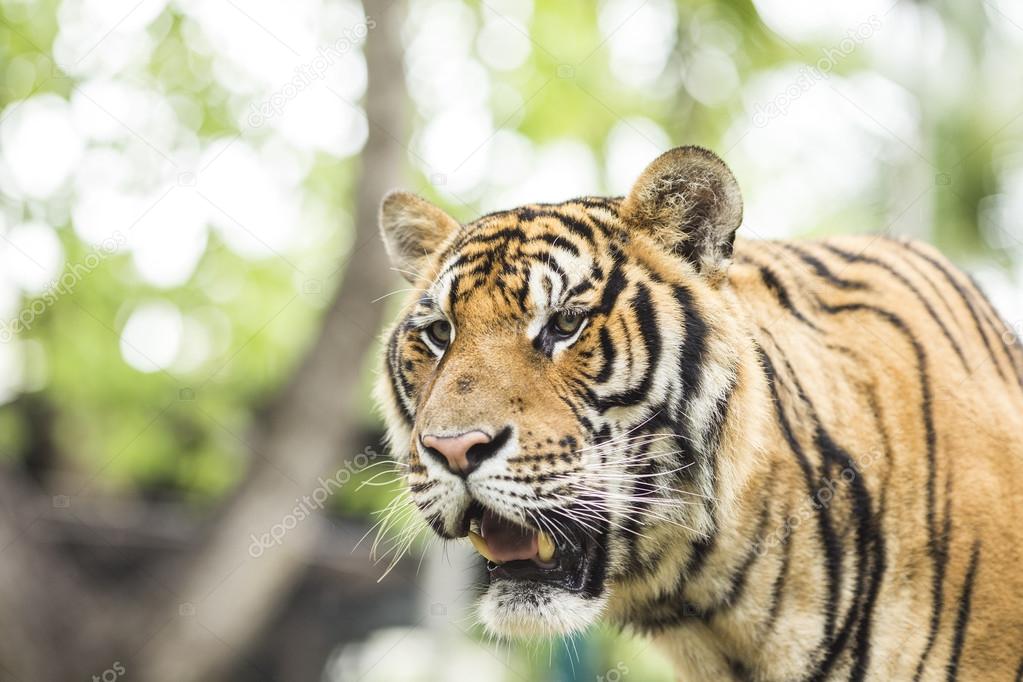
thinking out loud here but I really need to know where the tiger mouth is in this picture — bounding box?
[460,503,599,592]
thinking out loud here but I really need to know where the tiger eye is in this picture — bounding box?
[551,310,585,337]
[427,319,451,346]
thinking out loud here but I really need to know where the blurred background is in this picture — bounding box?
[0,0,1021,679]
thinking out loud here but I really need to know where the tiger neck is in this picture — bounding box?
[602,307,796,676]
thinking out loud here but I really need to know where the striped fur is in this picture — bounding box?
[375,147,1023,680]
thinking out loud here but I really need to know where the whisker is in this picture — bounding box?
[373,287,421,303]
[552,494,702,534]
[568,478,714,502]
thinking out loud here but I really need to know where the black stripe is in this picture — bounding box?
[620,314,634,375]
[447,270,463,313]
[513,267,532,308]
[457,225,525,249]
[673,283,709,411]
[529,209,595,245]
[728,658,753,682]
[967,274,1023,393]
[423,510,446,536]
[572,195,623,211]
[704,497,773,616]
[693,380,731,525]
[386,327,415,425]
[461,255,499,285]
[820,243,970,372]
[580,493,611,600]
[670,283,709,496]
[586,212,620,240]
[567,376,601,411]
[902,251,962,336]
[566,278,594,298]
[761,327,887,681]
[684,532,717,580]
[901,241,1009,382]
[459,225,584,258]
[758,346,843,645]
[764,503,794,633]
[622,438,660,576]
[816,425,886,682]
[946,541,981,681]
[595,327,616,383]
[437,242,504,283]
[753,261,822,331]
[597,283,661,410]
[703,376,734,455]
[810,301,945,682]
[777,242,868,290]
[521,236,583,259]
[531,232,583,257]
[865,386,895,499]
[597,261,628,316]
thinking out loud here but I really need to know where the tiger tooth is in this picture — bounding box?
[469,531,503,564]
[537,532,556,562]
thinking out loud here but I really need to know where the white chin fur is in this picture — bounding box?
[478,579,607,639]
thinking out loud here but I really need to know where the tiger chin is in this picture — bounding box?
[375,146,1023,679]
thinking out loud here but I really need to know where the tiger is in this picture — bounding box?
[374,145,1023,680]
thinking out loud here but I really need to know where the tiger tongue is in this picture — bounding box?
[481,510,538,562]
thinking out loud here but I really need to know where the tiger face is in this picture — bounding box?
[376,147,749,637]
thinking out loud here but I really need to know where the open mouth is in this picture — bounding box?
[461,503,598,592]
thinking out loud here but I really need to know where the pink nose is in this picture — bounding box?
[421,430,492,475]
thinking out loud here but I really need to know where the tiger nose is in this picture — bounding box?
[421,430,493,476]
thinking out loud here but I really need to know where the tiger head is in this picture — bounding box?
[376,146,761,638]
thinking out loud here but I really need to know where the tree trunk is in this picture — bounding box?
[133,0,408,678]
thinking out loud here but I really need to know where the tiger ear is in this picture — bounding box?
[379,191,461,283]
[620,146,743,275]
